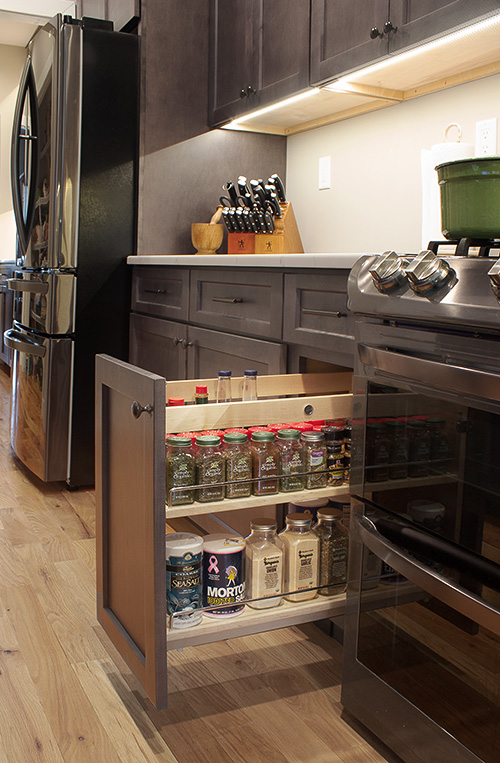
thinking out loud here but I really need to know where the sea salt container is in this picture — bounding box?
[166,533,204,629]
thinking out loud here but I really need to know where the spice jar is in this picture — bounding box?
[386,420,408,480]
[280,513,319,601]
[426,417,451,474]
[250,431,279,495]
[322,426,345,486]
[195,435,225,502]
[407,420,430,477]
[166,436,196,505]
[245,518,283,609]
[277,428,305,492]
[365,423,390,482]
[223,432,252,498]
[314,508,348,596]
[301,430,328,489]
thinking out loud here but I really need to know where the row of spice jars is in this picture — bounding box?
[167,509,349,628]
[365,415,451,483]
[166,427,350,506]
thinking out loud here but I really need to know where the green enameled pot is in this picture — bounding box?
[436,157,500,240]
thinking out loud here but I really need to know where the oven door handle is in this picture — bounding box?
[358,343,500,403]
[354,514,500,636]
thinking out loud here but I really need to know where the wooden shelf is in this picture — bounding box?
[166,592,346,649]
[166,483,350,519]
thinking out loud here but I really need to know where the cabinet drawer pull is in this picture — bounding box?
[212,297,243,304]
[144,288,167,295]
[131,401,153,419]
[302,308,346,318]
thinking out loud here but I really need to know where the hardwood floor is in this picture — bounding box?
[0,363,400,763]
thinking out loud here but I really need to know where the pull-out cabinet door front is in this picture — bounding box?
[95,354,167,708]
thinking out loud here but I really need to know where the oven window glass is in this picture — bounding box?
[357,551,500,762]
[360,380,500,608]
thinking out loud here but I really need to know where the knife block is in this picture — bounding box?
[227,202,303,255]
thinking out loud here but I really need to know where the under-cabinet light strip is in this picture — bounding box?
[225,88,321,126]
[324,11,500,90]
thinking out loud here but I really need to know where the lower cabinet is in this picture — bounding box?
[95,355,352,708]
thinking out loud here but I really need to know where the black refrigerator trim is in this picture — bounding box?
[11,57,39,256]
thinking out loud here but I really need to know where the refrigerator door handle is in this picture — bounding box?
[354,513,500,637]
[4,328,46,358]
[11,57,40,255]
[7,278,49,294]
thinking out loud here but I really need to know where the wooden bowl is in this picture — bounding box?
[191,223,224,254]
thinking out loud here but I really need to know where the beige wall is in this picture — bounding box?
[286,73,500,255]
[0,43,24,260]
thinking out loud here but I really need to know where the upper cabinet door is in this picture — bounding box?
[208,0,310,127]
[389,0,500,53]
[310,0,389,86]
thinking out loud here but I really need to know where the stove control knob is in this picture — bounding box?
[404,250,454,294]
[369,250,409,293]
[487,260,500,298]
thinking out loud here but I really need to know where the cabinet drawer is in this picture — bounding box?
[283,272,354,352]
[189,269,283,339]
[131,266,189,320]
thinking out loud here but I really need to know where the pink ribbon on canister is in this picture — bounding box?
[208,555,219,573]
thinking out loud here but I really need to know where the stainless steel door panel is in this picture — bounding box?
[10,271,76,335]
[6,326,72,482]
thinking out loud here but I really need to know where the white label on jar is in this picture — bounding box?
[309,449,325,467]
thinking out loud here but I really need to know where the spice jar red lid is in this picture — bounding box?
[177,431,199,445]
[287,422,313,432]
[224,427,248,435]
[268,423,291,432]
[167,397,184,406]
[196,385,208,394]
[201,429,225,438]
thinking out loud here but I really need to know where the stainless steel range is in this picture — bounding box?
[342,239,500,763]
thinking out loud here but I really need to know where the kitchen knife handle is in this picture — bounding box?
[212,297,243,304]
[302,308,347,318]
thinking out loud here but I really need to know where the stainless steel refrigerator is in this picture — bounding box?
[5,14,138,488]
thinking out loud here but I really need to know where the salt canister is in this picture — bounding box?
[203,534,246,617]
[166,532,204,628]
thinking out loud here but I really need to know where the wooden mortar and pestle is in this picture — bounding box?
[191,206,224,254]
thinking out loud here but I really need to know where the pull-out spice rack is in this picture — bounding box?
[96,359,353,708]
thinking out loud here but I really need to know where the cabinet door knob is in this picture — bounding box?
[370,27,384,39]
[240,85,256,98]
[172,337,181,346]
[181,339,193,350]
[384,20,398,35]
[131,401,153,419]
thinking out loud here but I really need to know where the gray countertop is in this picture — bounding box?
[127,253,364,268]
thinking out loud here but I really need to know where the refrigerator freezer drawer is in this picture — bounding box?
[10,270,76,335]
[6,326,73,482]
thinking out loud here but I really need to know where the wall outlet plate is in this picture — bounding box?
[475,118,497,156]
[318,156,331,190]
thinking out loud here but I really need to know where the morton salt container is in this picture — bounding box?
[166,533,204,628]
[202,534,246,617]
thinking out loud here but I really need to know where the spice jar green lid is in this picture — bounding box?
[195,435,221,447]
[277,428,301,439]
[251,431,276,442]
[223,432,247,444]
[166,436,192,447]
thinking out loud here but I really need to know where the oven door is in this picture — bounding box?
[343,498,500,763]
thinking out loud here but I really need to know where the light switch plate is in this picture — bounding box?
[475,118,497,156]
[318,156,331,190]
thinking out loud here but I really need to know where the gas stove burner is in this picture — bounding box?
[428,238,500,258]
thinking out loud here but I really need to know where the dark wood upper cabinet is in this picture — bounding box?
[310,0,500,86]
[208,0,310,127]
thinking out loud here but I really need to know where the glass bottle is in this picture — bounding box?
[223,432,252,498]
[279,513,319,601]
[194,384,208,404]
[277,428,305,492]
[195,435,225,502]
[250,431,279,495]
[166,436,196,505]
[242,369,258,401]
[245,518,283,609]
[216,370,232,403]
[407,420,430,477]
[314,508,348,595]
[301,430,328,489]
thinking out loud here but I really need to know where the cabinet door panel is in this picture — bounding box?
[129,313,187,380]
[208,0,257,125]
[310,0,389,85]
[390,0,500,53]
[95,354,167,708]
[257,0,310,102]
[187,325,286,379]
